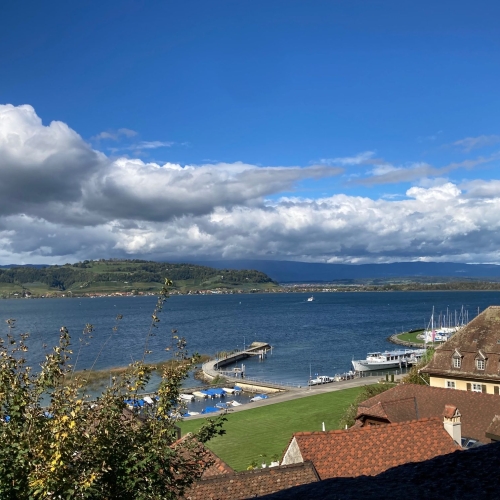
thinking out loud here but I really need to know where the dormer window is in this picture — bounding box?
[452,349,462,369]
[475,350,487,371]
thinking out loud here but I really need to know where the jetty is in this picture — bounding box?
[202,342,291,393]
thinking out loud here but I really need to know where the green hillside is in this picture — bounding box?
[0,259,279,298]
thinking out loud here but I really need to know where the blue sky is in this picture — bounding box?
[1,1,500,264]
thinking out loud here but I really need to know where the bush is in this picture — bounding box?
[0,279,225,499]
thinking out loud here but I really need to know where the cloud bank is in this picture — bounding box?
[1,104,500,265]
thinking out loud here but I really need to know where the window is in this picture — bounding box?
[446,380,456,389]
[472,383,482,393]
[476,359,485,370]
[453,357,461,368]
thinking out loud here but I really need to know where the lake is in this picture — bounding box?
[0,291,498,387]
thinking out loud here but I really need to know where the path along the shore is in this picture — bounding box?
[184,375,402,421]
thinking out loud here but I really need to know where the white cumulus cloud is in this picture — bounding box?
[2,104,500,265]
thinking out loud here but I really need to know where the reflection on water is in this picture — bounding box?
[0,291,498,390]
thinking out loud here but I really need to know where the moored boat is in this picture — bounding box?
[192,391,208,399]
[352,348,426,372]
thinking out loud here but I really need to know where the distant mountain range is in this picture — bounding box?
[191,260,500,283]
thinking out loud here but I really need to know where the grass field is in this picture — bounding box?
[396,329,424,344]
[180,386,365,471]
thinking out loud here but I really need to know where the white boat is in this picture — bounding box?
[179,393,195,401]
[227,400,242,407]
[308,375,334,386]
[192,391,208,399]
[352,348,426,372]
[307,296,314,302]
[250,394,269,402]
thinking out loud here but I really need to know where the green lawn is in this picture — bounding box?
[180,386,365,471]
[396,329,424,344]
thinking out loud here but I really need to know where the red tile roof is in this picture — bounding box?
[171,433,234,482]
[485,415,500,441]
[358,397,418,423]
[184,462,319,500]
[201,449,234,478]
[263,441,500,500]
[284,418,460,480]
[443,404,458,419]
[356,383,500,442]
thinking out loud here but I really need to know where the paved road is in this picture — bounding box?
[184,375,402,421]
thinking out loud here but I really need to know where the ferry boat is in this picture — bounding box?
[352,348,426,372]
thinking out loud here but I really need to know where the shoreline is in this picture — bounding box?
[3,287,500,301]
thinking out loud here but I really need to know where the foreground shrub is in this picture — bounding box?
[0,280,224,499]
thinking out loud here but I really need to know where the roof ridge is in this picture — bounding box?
[295,417,442,438]
[195,461,317,483]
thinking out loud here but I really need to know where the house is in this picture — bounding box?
[280,416,461,479]
[355,383,500,444]
[177,435,320,500]
[261,441,500,500]
[421,305,500,394]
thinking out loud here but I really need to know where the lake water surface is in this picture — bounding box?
[0,291,498,387]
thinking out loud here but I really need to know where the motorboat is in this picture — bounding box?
[352,348,426,372]
[307,296,314,302]
[308,375,334,386]
[250,394,269,402]
[179,393,195,401]
[192,391,208,399]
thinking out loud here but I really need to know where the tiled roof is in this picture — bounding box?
[356,383,500,442]
[284,418,459,480]
[485,415,500,441]
[171,433,234,482]
[261,441,500,500]
[183,462,319,500]
[356,396,418,423]
[443,404,458,419]
[422,305,500,381]
[201,449,234,478]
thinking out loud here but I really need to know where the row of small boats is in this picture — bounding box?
[179,386,243,401]
[308,372,355,386]
[183,393,270,417]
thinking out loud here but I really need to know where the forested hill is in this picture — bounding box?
[0,260,277,297]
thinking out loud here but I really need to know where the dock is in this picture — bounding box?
[202,342,289,392]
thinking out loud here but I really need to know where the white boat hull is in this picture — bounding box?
[352,349,425,372]
[352,360,406,372]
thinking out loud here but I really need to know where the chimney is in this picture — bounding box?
[443,404,462,446]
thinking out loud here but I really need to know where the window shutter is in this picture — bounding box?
[482,385,487,393]
[467,383,471,391]
[494,386,499,395]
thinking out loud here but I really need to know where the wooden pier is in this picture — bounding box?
[201,342,288,392]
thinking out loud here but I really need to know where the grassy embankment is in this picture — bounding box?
[180,386,365,471]
[394,329,425,344]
